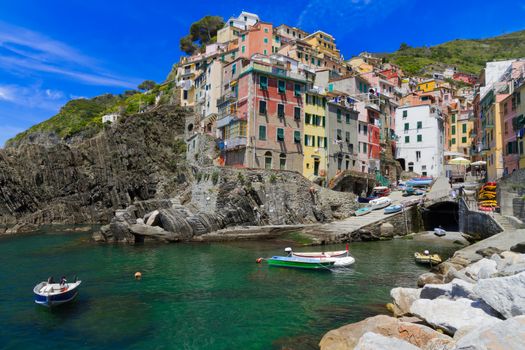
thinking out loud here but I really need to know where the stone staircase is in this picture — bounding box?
[492,212,520,232]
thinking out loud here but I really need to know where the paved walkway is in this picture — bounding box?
[453,229,525,262]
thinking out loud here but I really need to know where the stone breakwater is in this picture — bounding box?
[319,235,525,350]
[93,167,359,243]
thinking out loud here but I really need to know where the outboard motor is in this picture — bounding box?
[284,247,293,256]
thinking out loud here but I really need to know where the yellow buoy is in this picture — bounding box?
[134,272,142,280]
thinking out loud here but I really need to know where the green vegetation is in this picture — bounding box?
[138,80,157,91]
[179,16,224,55]
[269,174,277,183]
[386,30,525,75]
[212,171,220,185]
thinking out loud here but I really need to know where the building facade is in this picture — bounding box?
[303,91,328,180]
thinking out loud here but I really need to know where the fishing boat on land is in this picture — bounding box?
[357,196,376,203]
[34,277,81,307]
[355,207,372,216]
[414,252,442,266]
[434,227,446,237]
[266,256,335,270]
[384,204,403,214]
[407,177,433,187]
[369,197,392,210]
[372,186,390,197]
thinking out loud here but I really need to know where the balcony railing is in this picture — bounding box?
[217,91,237,106]
[220,136,247,150]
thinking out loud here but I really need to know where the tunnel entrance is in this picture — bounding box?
[421,201,459,231]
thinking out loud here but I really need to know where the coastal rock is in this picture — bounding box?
[129,223,180,242]
[4,222,38,234]
[443,266,476,284]
[354,332,420,350]
[417,272,443,287]
[492,251,525,276]
[475,246,503,258]
[390,287,421,316]
[510,242,525,253]
[420,279,476,300]
[410,298,501,335]
[474,271,525,319]
[145,210,160,226]
[453,316,525,350]
[464,258,497,280]
[379,222,394,239]
[319,315,451,350]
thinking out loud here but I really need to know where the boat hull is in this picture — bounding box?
[34,281,81,307]
[414,253,442,265]
[355,207,372,216]
[369,197,392,210]
[292,250,348,259]
[267,256,335,270]
[384,205,402,214]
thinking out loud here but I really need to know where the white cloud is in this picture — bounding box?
[0,84,66,111]
[0,21,140,88]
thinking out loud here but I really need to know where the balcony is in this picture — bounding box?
[217,91,237,106]
[221,136,247,150]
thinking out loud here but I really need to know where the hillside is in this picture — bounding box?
[386,29,525,75]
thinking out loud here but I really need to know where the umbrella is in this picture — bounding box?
[448,157,471,165]
[471,160,486,166]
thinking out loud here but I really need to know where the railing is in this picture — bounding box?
[221,136,247,150]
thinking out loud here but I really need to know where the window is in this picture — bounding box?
[462,123,467,133]
[417,134,422,142]
[337,109,342,122]
[294,131,301,143]
[263,37,268,44]
[263,49,267,55]
[264,28,269,33]
[362,143,367,153]
[259,100,267,114]
[241,46,245,53]
[452,138,456,145]
[416,151,421,161]
[402,110,408,118]
[417,121,422,129]
[452,115,456,123]
[259,125,267,140]
[346,113,350,124]
[322,117,326,127]
[324,137,328,149]
[317,59,321,66]
[259,76,268,90]
[232,63,236,75]
[241,34,246,42]
[183,90,188,100]
[405,136,410,143]
[305,113,311,124]
[336,129,342,141]
[294,107,301,120]
[337,155,342,170]
[345,131,350,143]
[294,83,301,96]
[462,136,467,143]
[277,104,285,118]
[278,80,286,93]
[279,153,286,170]
[264,152,272,169]
[277,128,285,142]
[451,125,456,135]
[404,122,409,131]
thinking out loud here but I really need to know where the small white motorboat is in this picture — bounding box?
[369,197,392,210]
[34,277,81,307]
[355,207,372,216]
[434,227,446,237]
[286,247,355,268]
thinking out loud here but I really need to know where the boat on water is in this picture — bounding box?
[355,207,372,216]
[434,227,446,237]
[288,247,356,267]
[34,277,81,307]
[384,204,403,214]
[369,197,392,210]
[414,252,442,266]
[266,256,335,270]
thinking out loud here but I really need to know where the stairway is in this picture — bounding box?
[492,212,517,232]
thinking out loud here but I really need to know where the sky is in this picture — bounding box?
[1,0,525,146]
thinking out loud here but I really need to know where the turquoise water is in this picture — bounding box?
[0,228,458,350]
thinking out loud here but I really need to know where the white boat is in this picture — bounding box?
[34,278,81,307]
[355,207,372,216]
[369,197,392,210]
[434,227,446,237]
[286,247,355,268]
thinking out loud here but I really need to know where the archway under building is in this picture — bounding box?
[421,201,459,231]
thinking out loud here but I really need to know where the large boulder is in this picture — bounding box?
[410,298,501,335]
[464,258,497,280]
[417,272,443,287]
[474,271,525,319]
[454,315,525,350]
[319,315,451,350]
[129,223,181,242]
[420,279,476,300]
[492,252,525,276]
[390,287,421,316]
[354,332,420,350]
[510,242,525,254]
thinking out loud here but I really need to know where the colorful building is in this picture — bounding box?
[239,22,274,58]
[416,79,437,93]
[515,81,525,169]
[302,91,328,180]
[303,30,340,60]
[500,93,520,174]
[216,55,307,172]
[448,104,473,156]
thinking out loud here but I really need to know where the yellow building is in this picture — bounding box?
[449,111,473,155]
[482,92,505,181]
[304,31,340,59]
[303,92,328,180]
[417,79,437,93]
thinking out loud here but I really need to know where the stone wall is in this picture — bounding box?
[355,206,423,241]
[458,198,502,239]
[498,169,525,222]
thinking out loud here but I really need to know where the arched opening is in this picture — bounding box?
[187,123,194,132]
[397,158,406,171]
[264,151,272,170]
[279,153,286,170]
[422,201,459,231]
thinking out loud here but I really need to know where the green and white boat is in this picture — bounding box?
[266,256,335,270]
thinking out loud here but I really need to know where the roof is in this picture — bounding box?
[304,30,335,41]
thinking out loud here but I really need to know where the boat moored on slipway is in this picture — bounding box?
[384,204,403,214]
[369,197,392,210]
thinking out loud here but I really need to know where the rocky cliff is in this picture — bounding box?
[0,105,191,232]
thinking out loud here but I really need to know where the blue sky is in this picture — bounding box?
[1,0,525,146]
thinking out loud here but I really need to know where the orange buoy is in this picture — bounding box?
[134,271,142,280]
[256,258,263,264]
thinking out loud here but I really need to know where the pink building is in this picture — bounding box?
[500,94,520,174]
[238,22,273,58]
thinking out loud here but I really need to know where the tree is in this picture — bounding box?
[179,16,224,55]
[138,80,156,91]
[399,43,411,51]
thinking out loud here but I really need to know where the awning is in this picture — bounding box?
[444,151,469,158]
